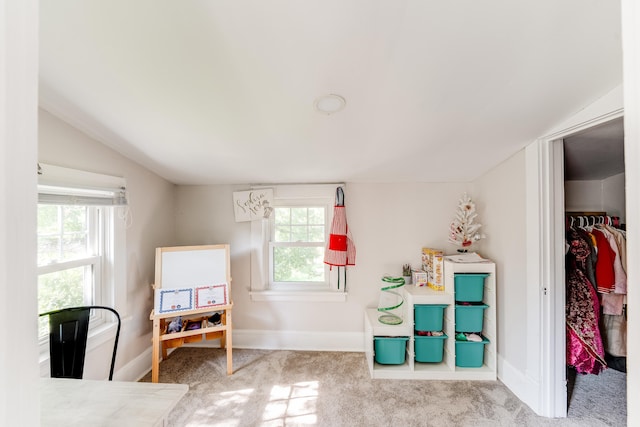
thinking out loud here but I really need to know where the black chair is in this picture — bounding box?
[39,305,121,380]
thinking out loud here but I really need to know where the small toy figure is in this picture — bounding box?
[167,316,182,333]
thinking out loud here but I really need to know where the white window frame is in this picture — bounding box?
[250,184,347,302]
[268,200,330,291]
[37,205,104,314]
[37,164,127,357]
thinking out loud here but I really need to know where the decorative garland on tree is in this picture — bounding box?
[448,193,485,251]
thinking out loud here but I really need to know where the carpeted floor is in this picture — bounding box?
[567,366,626,425]
[140,348,626,427]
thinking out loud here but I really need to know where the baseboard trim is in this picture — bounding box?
[187,329,365,352]
[113,346,154,382]
[498,354,542,415]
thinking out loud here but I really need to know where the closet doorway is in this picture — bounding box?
[562,116,627,421]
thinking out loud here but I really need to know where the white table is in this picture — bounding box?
[40,378,188,427]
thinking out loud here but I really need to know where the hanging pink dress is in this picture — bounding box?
[566,228,606,374]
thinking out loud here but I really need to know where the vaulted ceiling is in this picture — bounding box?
[39,1,623,185]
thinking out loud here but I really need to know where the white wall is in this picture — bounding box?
[565,173,626,221]
[474,151,531,390]
[603,173,626,221]
[175,182,472,348]
[564,180,606,212]
[38,109,177,379]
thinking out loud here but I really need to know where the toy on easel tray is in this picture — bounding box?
[167,316,182,333]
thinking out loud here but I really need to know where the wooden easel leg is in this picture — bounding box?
[219,311,227,349]
[226,310,233,375]
[152,318,161,383]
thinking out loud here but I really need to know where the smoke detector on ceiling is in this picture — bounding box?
[314,94,346,115]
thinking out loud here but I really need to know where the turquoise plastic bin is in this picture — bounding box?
[415,334,447,363]
[455,336,490,367]
[374,337,408,365]
[414,304,447,331]
[455,304,488,332]
[454,273,489,302]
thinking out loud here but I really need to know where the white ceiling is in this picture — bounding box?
[39,1,623,185]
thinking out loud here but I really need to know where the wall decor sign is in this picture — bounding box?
[232,188,274,222]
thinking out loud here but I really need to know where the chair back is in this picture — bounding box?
[40,306,121,380]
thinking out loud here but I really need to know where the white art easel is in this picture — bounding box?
[149,244,233,383]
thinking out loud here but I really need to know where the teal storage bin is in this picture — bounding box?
[455,304,488,332]
[374,337,408,365]
[454,273,489,302]
[415,334,447,363]
[414,304,447,331]
[455,337,490,367]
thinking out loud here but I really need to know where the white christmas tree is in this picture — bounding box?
[448,193,485,250]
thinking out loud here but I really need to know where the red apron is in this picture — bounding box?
[324,205,355,267]
[324,188,355,289]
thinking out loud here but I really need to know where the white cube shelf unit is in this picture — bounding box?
[364,257,496,380]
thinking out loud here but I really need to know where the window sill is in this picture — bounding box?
[250,291,348,302]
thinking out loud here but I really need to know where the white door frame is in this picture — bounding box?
[535,108,624,418]
[1,0,40,425]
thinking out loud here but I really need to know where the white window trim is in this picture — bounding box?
[250,183,348,302]
[37,164,128,359]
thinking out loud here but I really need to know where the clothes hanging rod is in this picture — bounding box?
[565,211,607,216]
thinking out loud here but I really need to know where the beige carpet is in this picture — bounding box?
[140,348,625,427]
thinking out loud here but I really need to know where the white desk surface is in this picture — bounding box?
[40,378,188,427]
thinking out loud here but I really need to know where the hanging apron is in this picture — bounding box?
[324,187,355,289]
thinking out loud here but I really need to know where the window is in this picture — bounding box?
[37,204,105,337]
[37,164,127,340]
[269,205,327,290]
[250,184,347,302]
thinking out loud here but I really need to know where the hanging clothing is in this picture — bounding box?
[567,228,598,291]
[602,309,627,357]
[566,266,607,374]
[596,224,628,315]
[565,227,607,374]
[565,214,629,372]
[599,223,628,358]
[592,229,615,293]
[324,188,355,286]
[603,224,627,273]
[324,205,355,267]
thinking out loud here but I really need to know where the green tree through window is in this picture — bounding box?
[271,206,326,285]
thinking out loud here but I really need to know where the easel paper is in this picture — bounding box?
[195,284,228,308]
[158,288,193,313]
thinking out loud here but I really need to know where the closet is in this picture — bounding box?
[562,117,627,413]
